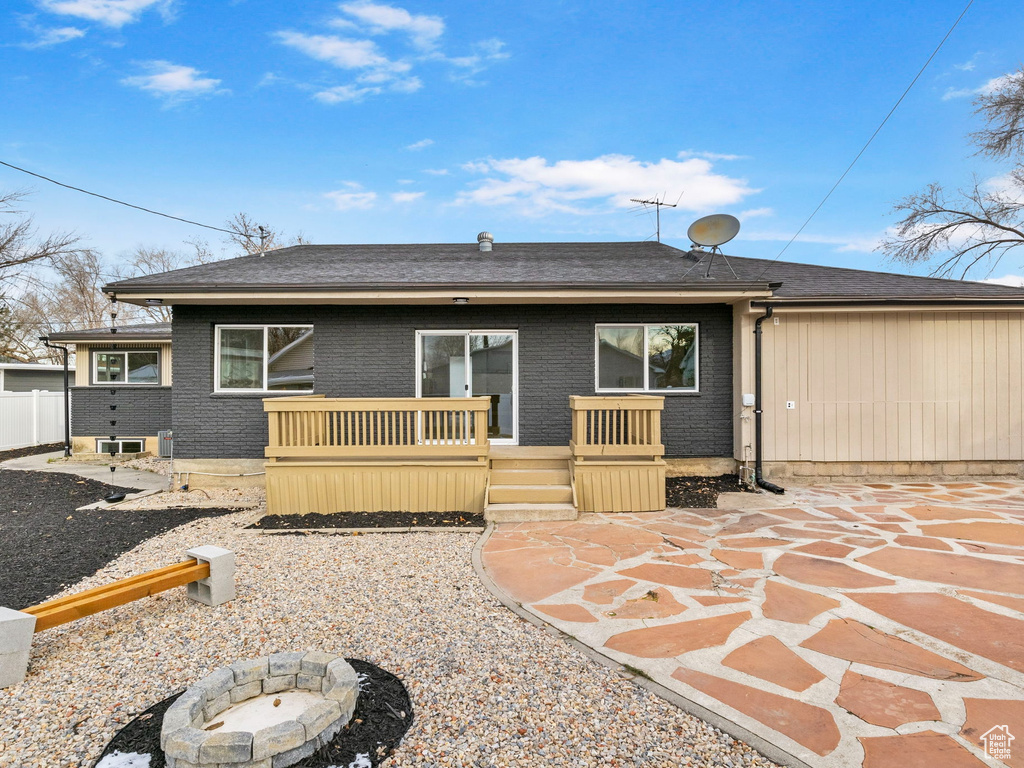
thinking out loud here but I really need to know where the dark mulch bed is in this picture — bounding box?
[666,474,751,508]
[0,469,239,610]
[0,442,64,461]
[95,658,412,768]
[250,510,485,530]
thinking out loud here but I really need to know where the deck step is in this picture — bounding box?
[484,503,578,523]
[490,468,570,485]
[488,484,573,504]
[490,458,568,470]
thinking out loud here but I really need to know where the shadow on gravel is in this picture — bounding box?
[0,469,238,610]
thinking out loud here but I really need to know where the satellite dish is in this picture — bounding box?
[687,214,740,249]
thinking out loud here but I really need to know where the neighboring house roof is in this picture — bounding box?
[0,362,75,371]
[102,242,1024,304]
[48,322,172,343]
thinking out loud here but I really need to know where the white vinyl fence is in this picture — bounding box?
[0,390,66,451]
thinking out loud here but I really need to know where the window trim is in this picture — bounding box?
[96,438,146,454]
[213,324,314,394]
[91,349,161,386]
[594,323,700,393]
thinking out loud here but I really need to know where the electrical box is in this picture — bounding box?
[158,430,174,458]
[786,401,796,410]
[742,393,755,407]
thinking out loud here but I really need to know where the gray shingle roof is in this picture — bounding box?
[103,242,1024,301]
[49,322,171,343]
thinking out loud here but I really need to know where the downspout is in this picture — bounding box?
[39,336,72,457]
[753,307,784,494]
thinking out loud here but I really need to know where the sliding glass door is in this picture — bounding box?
[417,330,517,444]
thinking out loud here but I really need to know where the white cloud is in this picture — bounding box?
[954,52,982,72]
[396,178,415,184]
[456,154,757,215]
[742,230,883,253]
[942,73,1016,101]
[740,207,774,219]
[405,138,433,150]
[121,61,223,103]
[677,150,748,161]
[423,168,449,176]
[20,24,85,48]
[979,274,1024,287]
[339,1,443,50]
[37,0,172,28]
[391,191,424,203]
[325,184,377,210]
[275,4,506,104]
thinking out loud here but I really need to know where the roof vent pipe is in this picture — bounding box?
[477,231,493,252]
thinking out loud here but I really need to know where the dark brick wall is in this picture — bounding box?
[171,304,733,459]
[70,386,171,438]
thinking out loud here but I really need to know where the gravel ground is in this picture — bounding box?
[0,515,779,768]
[0,469,238,610]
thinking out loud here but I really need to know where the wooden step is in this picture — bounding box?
[490,458,567,470]
[489,484,573,504]
[490,468,570,485]
[484,503,578,523]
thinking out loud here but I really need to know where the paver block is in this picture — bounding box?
[199,730,253,763]
[263,674,297,694]
[252,720,306,760]
[230,657,270,685]
[269,651,305,676]
[231,679,264,703]
[298,699,343,740]
[300,650,336,676]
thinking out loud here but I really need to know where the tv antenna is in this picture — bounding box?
[629,193,681,242]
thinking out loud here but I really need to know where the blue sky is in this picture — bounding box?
[2,0,1023,280]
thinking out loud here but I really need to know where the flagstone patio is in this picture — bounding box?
[479,480,1024,768]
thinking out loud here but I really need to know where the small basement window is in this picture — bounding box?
[596,324,699,392]
[97,438,145,454]
[93,350,160,384]
[215,325,314,393]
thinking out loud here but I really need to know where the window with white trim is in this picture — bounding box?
[595,324,698,392]
[215,325,314,392]
[93,350,160,384]
[97,438,145,454]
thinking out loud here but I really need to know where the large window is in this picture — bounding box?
[93,350,159,384]
[596,324,698,392]
[215,325,314,392]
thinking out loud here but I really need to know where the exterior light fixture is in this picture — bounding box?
[145,298,163,306]
[452,297,470,304]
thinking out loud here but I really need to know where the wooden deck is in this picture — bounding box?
[263,396,665,516]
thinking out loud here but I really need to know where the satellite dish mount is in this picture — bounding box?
[686,214,741,279]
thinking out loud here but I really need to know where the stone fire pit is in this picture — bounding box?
[160,651,359,768]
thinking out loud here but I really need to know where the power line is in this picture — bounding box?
[0,159,236,235]
[752,0,974,281]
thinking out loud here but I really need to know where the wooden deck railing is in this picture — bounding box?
[264,396,492,460]
[570,395,665,458]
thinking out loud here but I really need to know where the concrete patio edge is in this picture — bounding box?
[470,524,811,768]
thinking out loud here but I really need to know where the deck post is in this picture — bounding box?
[185,546,236,606]
[0,607,36,689]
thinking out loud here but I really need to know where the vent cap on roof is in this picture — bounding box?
[477,231,494,252]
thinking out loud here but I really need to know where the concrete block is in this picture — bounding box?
[185,545,235,606]
[297,699,342,741]
[199,730,253,764]
[202,690,231,722]
[296,673,323,691]
[269,651,304,676]
[252,720,305,760]
[163,727,206,762]
[230,679,263,703]
[194,667,234,701]
[272,737,316,768]
[263,674,296,694]
[0,608,36,689]
[843,463,867,477]
[229,656,269,685]
[942,462,969,476]
[300,650,335,677]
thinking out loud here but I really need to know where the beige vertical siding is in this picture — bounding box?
[762,311,1024,462]
[73,342,172,386]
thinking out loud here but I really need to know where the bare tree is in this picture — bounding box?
[224,213,310,255]
[0,190,81,278]
[882,66,1024,279]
